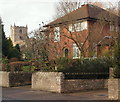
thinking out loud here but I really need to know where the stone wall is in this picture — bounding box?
[104,79,108,89]
[0,71,9,87]
[63,79,108,93]
[32,72,108,93]
[0,71,32,87]
[108,79,120,100]
[32,72,64,93]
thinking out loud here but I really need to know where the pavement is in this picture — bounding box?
[2,86,108,101]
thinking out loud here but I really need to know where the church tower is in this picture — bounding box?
[10,24,28,46]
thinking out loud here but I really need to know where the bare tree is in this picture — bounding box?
[22,24,50,61]
[54,0,81,19]
[54,0,105,19]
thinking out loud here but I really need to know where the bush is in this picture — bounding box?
[55,57,112,73]
[2,58,9,71]
[55,57,71,72]
[22,66,35,72]
[113,42,120,78]
[2,57,8,64]
[9,61,31,72]
[113,67,120,78]
[7,48,21,60]
[9,57,18,62]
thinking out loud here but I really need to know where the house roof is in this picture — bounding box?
[45,4,120,26]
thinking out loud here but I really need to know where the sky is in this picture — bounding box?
[0,0,119,37]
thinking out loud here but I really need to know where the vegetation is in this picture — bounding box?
[113,42,120,78]
[7,48,21,60]
[8,61,31,72]
[21,66,36,72]
[1,18,21,60]
[55,57,112,73]
[23,27,49,61]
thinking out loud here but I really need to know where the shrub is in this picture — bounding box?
[2,58,9,71]
[9,57,18,62]
[113,42,120,78]
[2,57,8,64]
[22,66,35,72]
[7,48,21,60]
[9,61,31,72]
[55,57,70,72]
[55,57,111,73]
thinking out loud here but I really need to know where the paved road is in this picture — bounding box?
[2,86,108,101]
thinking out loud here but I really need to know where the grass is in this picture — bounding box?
[22,66,36,72]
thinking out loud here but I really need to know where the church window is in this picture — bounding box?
[19,29,22,33]
[20,36,22,40]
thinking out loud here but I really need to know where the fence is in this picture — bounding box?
[64,73,109,79]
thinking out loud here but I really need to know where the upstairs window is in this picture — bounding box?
[81,21,87,31]
[68,21,87,32]
[54,27,60,42]
[69,24,74,32]
[73,43,81,59]
[74,23,81,31]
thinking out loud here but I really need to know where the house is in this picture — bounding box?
[44,4,120,60]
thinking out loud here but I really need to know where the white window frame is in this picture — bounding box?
[54,27,60,42]
[69,24,74,32]
[80,21,87,31]
[74,23,81,32]
[110,25,114,31]
[72,43,81,59]
[68,21,87,32]
[115,26,118,32]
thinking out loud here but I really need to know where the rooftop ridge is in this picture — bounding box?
[46,4,120,26]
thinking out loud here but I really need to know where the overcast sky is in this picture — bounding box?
[0,0,119,37]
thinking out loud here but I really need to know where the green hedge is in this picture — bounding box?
[113,42,120,78]
[55,57,112,73]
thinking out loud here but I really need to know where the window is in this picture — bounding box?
[115,26,118,32]
[54,27,60,42]
[19,36,22,40]
[69,24,74,32]
[19,29,22,33]
[74,23,81,31]
[64,48,69,57]
[68,21,87,32]
[81,21,87,30]
[110,25,114,31]
[73,43,80,59]
[110,25,119,32]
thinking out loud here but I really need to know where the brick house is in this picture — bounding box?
[44,4,120,60]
